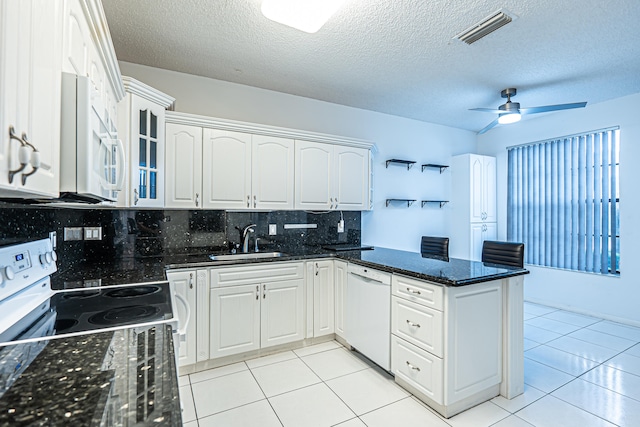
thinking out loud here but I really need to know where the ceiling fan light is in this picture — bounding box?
[498,112,521,125]
[261,0,346,33]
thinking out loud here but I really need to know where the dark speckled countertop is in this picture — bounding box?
[0,324,180,426]
[51,245,527,290]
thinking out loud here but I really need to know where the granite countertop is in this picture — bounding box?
[0,324,181,426]
[51,245,528,290]
[336,247,529,286]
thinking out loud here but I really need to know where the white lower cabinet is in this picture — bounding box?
[167,269,199,367]
[334,260,348,339]
[307,260,335,338]
[391,274,503,418]
[209,262,305,359]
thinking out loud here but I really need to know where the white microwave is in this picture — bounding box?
[60,72,125,202]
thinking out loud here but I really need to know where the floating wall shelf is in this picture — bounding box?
[386,199,416,207]
[386,159,416,170]
[421,200,449,208]
[422,164,449,174]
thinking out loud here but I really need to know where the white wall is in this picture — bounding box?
[119,62,476,252]
[477,93,640,325]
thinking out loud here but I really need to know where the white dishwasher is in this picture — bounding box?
[346,264,391,371]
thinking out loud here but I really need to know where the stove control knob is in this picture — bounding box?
[40,253,48,265]
[4,266,15,280]
[50,251,58,262]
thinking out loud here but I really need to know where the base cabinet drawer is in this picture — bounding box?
[392,296,443,358]
[392,275,443,311]
[392,335,443,404]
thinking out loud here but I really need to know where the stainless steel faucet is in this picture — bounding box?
[238,223,256,253]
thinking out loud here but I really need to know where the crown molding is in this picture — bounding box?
[122,76,175,108]
[81,0,125,100]
[165,111,376,151]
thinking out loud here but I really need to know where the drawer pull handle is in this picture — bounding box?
[406,361,420,371]
[406,320,421,328]
[406,287,421,295]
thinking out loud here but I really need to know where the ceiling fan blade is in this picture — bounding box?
[477,118,500,135]
[520,102,587,115]
[470,107,504,114]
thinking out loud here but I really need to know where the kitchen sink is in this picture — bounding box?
[208,252,289,261]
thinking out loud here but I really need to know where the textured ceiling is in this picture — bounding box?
[101,0,640,133]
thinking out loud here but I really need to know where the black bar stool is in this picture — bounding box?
[420,236,449,259]
[481,241,525,268]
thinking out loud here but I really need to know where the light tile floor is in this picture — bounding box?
[179,303,640,426]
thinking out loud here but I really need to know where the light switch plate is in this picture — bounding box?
[84,226,102,240]
[269,224,277,235]
[64,227,83,241]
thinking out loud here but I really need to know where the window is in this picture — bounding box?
[507,127,620,275]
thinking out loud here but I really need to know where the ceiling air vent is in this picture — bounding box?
[455,9,514,44]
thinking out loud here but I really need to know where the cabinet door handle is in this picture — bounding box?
[263,284,266,299]
[406,320,421,328]
[254,195,256,208]
[315,262,319,276]
[406,287,421,295]
[189,273,193,289]
[406,361,421,371]
[19,133,39,185]
[7,126,29,183]
[334,198,338,209]
[133,188,139,205]
[195,193,200,207]
[247,195,250,208]
[256,285,259,300]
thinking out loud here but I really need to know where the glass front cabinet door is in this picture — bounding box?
[123,94,167,208]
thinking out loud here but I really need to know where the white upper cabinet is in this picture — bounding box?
[251,135,294,210]
[118,78,174,208]
[0,0,62,198]
[295,141,370,211]
[165,123,203,208]
[202,131,294,210]
[164,112,373,210]
[202,129,251,209]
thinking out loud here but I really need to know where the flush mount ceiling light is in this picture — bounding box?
[261,0,346,33]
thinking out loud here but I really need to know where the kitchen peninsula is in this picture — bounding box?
[0,243,527,423]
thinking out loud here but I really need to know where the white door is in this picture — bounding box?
[313,261,335,337]
[483,156,497,222]
[295,140,332,210]
[130,96,166,207]
[202,128,251,209]
[165,123,202,208]
[210,284,260,358]
[470,223,485,261]
[261,279,305,348]
[167,270,197,366]
[334,261,348,339]
[252,135,294,210]
[334,146,369,210]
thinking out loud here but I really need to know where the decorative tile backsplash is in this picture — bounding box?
[0,203,360,273]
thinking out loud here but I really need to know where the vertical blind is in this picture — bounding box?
[507,127,620,274]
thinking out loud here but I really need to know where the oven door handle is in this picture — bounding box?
[174,292,190,339]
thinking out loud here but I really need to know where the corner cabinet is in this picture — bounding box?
[295,141,370,211]
[450,154,497,260]
[0,0,62,198]
[117,77,174,208]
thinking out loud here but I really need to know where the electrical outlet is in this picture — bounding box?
[84,226,102,240]
[64,227,83,241]
[337,220,345,233]
[269,224,277,235]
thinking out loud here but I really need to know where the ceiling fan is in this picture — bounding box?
[472,88,587,134]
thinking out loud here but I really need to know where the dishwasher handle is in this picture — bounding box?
[349,271,385,284]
